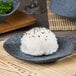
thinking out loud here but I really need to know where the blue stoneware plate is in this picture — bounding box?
[3,34,74,63]
[50,0,76,18]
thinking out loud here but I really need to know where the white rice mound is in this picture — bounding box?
[20,27,59,56]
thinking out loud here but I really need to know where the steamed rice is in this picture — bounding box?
[20,27,59,56]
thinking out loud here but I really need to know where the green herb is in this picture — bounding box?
[0,0,13,14]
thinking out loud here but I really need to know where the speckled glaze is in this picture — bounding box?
[3,34,74,63]
[50,0,76,18]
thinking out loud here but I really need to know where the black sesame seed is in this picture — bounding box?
[38,35,40,37]
[46,36,48,37]
[34,29,35,34]
[45,39,47,41]
[32,35,34,37]
[25,33,27,35]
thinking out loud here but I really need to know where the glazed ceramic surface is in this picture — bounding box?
[4,34,74,63]
[50,0,76,18]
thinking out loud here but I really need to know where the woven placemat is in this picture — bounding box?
[47,0,76,31]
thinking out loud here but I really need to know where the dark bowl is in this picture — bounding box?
[0,0,20,23]
[3,34,74,63]
[50,0,76,18]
